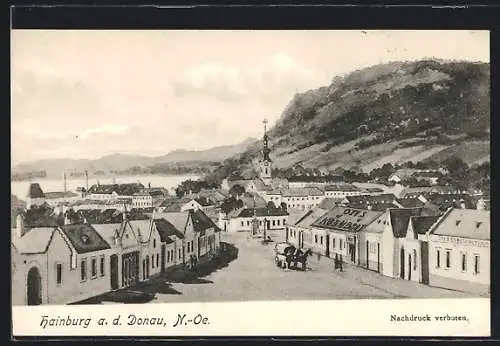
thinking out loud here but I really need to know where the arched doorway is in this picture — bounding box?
[27,267,42,306]
[400,248,405,279]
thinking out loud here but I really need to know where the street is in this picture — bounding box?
[83,230,476,305]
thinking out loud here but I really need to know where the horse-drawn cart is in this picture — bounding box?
[273,242,312,271]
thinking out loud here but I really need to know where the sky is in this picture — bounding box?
[11,30,489,166]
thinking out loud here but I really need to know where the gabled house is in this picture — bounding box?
[180,197,215,212]
[422,208,490,295]
[381,208,424,279]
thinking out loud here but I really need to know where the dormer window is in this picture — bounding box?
[81,234,90,244]
[476,222,482,228]
[456,220,461,226]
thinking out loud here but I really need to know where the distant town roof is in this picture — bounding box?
[191,209,220,234]
[317,197,343,211]
[294,207,329,229]
[396,197,425,208]
[88,183,145,196]
[287,175,343,183]
[282,187,324,197]
[232,207,288,218]
[344,194,397,205]
[45,191,79,199]
[325,184,361,192]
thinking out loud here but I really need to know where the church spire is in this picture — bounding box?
[262,119,271,162]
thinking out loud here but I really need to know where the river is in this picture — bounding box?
[11,174,201,201]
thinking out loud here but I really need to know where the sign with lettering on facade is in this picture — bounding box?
[311,207,382,232]
[434,235,489,248]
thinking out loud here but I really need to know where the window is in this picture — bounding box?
[167,251,170,263]
[332,238,336,249]
[277,220,280,226]
[320,236,323,245]
[241,221,244,227]
[461,253,467,272]
[100,256,105,276]
[272,220,276,226]
[445,250,451,268]
[315,235,318,243]
[339,239,343,249]
[151,255,155,268]
[156,254,159,268]
[91,258,97,278]
[187,242,191,252]
[80,259,87,281]
[179,248,182,259]
[474,255,480,274]
[153,238,156,248]
[191,240,194,251]
[247,221,250,226]
[56,263,62,285]
[436,249,441,268]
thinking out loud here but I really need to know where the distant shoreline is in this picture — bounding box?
[10,172,202,183]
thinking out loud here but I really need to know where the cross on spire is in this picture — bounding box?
[263,118,268,134]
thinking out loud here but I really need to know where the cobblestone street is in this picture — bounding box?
[82,230,476,305]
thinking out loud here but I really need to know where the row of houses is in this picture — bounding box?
[12,208,221,306]
[286,205,490,295]
[26,183,171,211]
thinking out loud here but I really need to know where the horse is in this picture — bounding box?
[292,248,313,271]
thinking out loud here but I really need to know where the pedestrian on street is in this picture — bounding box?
[317,252,321,262]
[339,258,343,272]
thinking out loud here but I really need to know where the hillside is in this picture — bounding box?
[229,59,490,176]
[12,138,257,179]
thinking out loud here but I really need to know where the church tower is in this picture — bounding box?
[258,119,273,184]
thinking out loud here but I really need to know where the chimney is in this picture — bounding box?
[85,170,89,191]
[16,214,25,238]
[63,171,67,193]
[148,182,151,189]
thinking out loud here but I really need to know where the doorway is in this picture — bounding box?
[377,243,380,273]
[366,241,369,269]
[408,254,412,281]
[27,267,42,306]
[325,234,330,258]
[400,248,405,279]
[110,254,118,290]
[349,243,355,263]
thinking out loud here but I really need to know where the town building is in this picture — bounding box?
[286,206,332,256]
[26,183,47,208]
[324,184,363,198]
[11,215,114,306]
[401,215,440,283]
[87,183,145,201]
[309,207,384,264]
[219,207,289,233]
[388,168,448,184]
[287,174,344,189]
[265,187,325,212]
[381,208,424,279]
[180,197,216,212]
[423,208,490,295]
[132,188,168,210]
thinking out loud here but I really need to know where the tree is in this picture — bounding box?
[229,184,245,199]
[235,199,244,209]
[280,202,288,212]
[267,201,276,209]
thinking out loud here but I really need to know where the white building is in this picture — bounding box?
[324,184,363,198]
[280,187,325,212]
[180,197,216,212]
[219,207,288,233]
[423,208,490,295]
